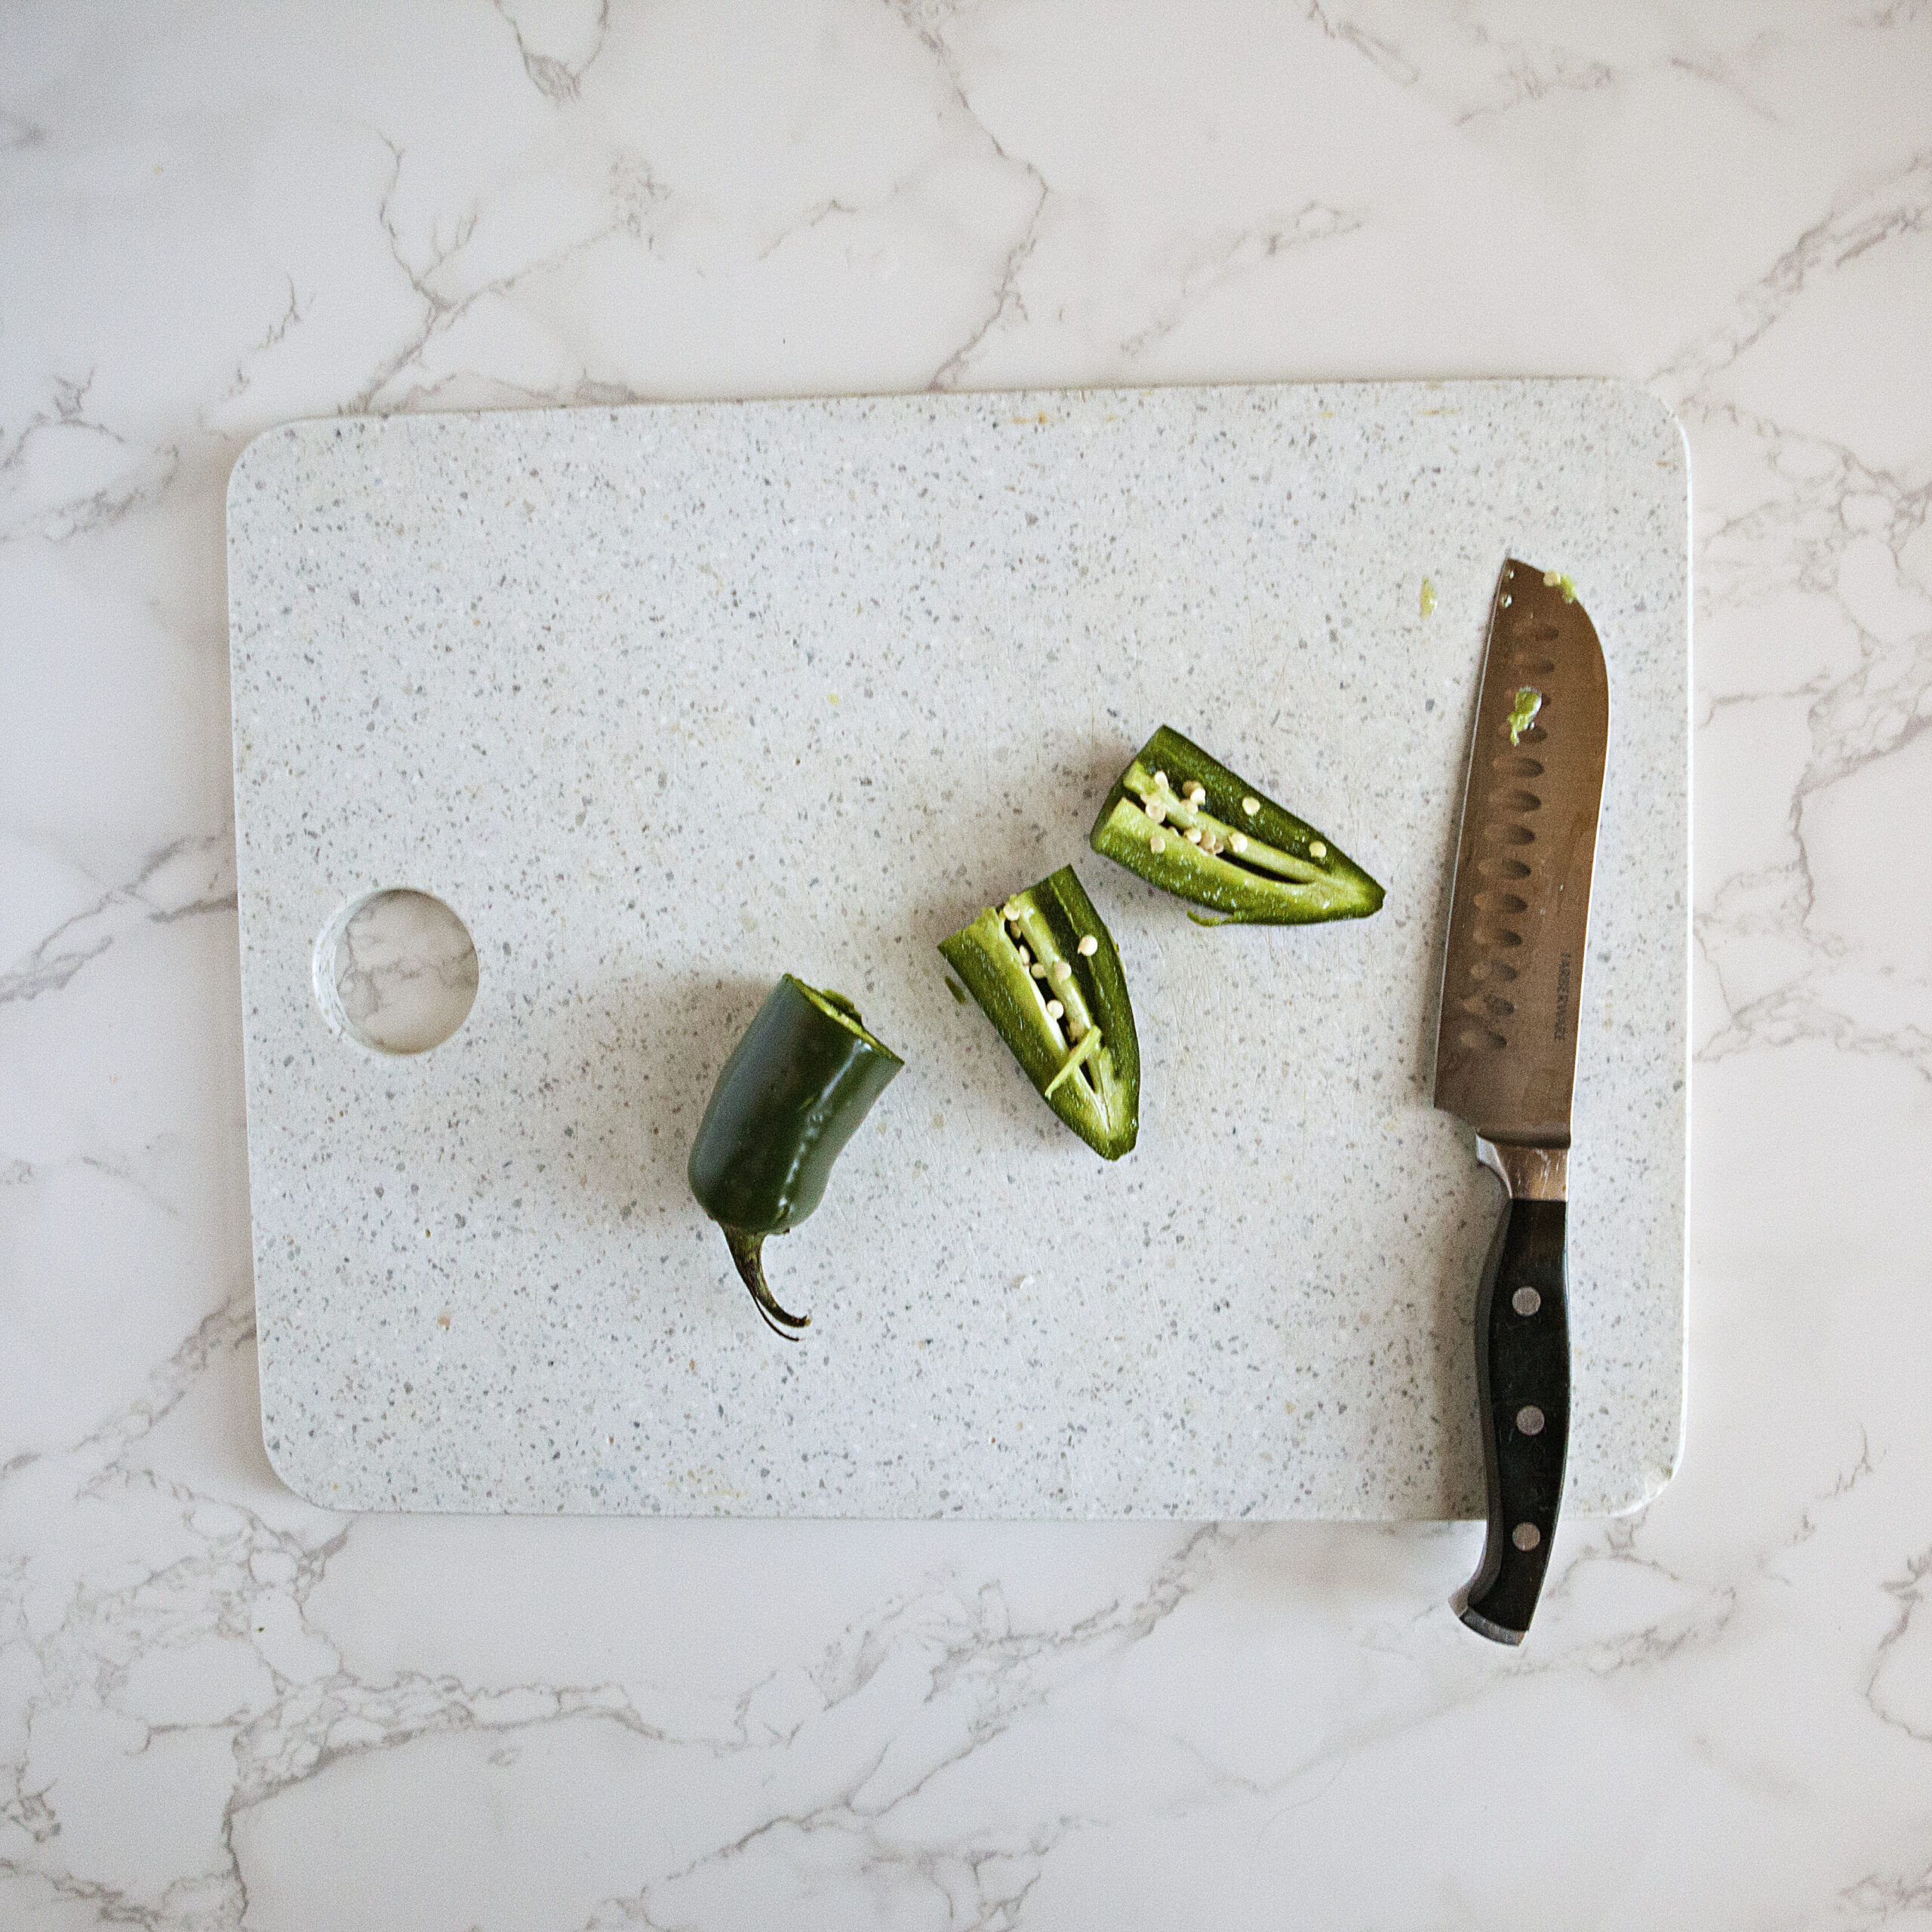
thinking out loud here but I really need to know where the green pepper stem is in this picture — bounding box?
[721,1226,811,1339]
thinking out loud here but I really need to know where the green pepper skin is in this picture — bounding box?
[940,866,1139,1161]
[688,976,903,1337]
[1090,724,1384,924]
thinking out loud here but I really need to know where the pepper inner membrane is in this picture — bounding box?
[1124,766,1327,886]
[996,897,1108,1103]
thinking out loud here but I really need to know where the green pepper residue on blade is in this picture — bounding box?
[1507,687,1543,747]
[1088,724,1384,925]
[688,975,903,1338]
[939,865,1139,1161]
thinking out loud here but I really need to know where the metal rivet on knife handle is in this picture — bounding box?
[1512,1287,1541,1315]
[1512,1524,1541,1552]
[1516,1405,1546,1435]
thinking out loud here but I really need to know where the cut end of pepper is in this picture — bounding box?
[721,1225,811,1340]
[789,977,902,1062]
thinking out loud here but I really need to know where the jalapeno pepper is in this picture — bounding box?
[939,865,1139,1161]
[688,975,903,1337]
[1089,724,1384,924]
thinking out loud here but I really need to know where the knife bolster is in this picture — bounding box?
[1477,1137,1567,1201]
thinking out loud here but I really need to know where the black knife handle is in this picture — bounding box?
[1459,1196,1569,1645]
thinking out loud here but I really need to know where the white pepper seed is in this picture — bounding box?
[1229,831,1249,854]
[1146,801,1166,823]
[1185,782,1206,804]
[1051,960,1072,983]
[1045,999,1064,1020]
[1185,826,1203,844]
[1077,934,1098,956]
[1241,796,1260,817]
[1153,770,1168,788]
[1149,833,1167,854]
[1309,840,1327,859]
[1030,962,1048,979]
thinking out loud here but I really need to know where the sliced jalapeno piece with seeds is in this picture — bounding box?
[688,975,903,1338]
[939,865,1139,1161]
[1090,724,1384,924]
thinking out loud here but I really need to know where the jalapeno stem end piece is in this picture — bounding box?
[721,1226,811,1340]
[688,975,901,1340]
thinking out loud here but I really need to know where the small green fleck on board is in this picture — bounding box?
[944,974,968,1005]
[1420,577,1437,618]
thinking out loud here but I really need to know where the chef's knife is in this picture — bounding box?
[1434,558,1609,1645]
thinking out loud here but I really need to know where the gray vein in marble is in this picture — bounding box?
[1657,152,1932,412]
[1777,1430,1881,1567]
[351,134,648,414]
[928,180,1045,389]
[893,7,1052,390]
[0,371,182,545]
[1304,1,1419,85]
[1543,1517,1743,1675]
[1454,44,1616,125]
[1,1288,254,1496]
[494,0,611,103]
[1664,46,1781,123]
[1300,4,1793,128]
[0,830,235,1008]
[552,1530,1226,1928]
[755,196,862,262]
[1866,1542,1932,1745]
[1653,155,1932,1080]
[222,278,306,406]
[1117,205,1366,358]
[1843,1861,1932,1929]
[1856,0,1931,27]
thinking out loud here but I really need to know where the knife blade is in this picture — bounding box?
[1434,557,1610,1645]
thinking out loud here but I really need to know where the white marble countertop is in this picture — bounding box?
[2,4,1927,1924]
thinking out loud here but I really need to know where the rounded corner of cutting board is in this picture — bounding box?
[256,1415,349,1514]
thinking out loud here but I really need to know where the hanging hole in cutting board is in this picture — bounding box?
[312,888,478,1054]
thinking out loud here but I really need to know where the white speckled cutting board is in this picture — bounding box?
[227,380,1687,1518]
